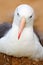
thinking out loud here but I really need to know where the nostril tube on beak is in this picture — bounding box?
[18,17,26,40]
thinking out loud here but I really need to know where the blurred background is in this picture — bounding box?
[0,0,43,65]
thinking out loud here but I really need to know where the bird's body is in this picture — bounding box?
[0,4,43,60]
[0,25,34,56]
[0,24,43,59]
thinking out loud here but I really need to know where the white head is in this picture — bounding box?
[12,4,35,39]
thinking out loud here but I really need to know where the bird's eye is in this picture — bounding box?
[29,15,32,18]
[17,13,19,16]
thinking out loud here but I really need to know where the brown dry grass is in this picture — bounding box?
[0,53,43,65]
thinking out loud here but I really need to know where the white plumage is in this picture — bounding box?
[0,4,43,60]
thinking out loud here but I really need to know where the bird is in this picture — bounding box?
[0,4,43,60]
[0,22,12,38]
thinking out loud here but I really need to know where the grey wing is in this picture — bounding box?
[0,22,12,38]
[34,29,43,46]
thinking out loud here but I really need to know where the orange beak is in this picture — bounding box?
[18,17,26,40]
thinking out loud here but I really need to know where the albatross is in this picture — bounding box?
[0,4,43,60]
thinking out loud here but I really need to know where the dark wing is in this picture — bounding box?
[34,28,43,46]
[0,22,12,38]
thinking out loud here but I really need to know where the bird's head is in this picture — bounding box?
[13,4,35,39]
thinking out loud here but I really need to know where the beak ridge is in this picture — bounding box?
[18,17,26,40]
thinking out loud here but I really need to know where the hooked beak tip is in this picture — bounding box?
[18,32,21,40]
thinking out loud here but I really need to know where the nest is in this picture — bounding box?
[0,53,43,65]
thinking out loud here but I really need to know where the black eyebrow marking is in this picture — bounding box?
[29,15,32,18]
[29,13,33,19]
[17,13,19,16]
